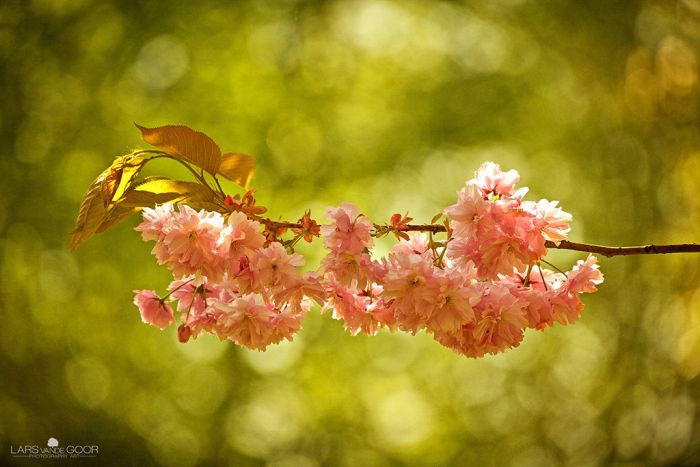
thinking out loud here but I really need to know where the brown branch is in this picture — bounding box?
[250,217,700,258]
[544,239,700,258]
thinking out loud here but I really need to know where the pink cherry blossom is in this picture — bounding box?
[390,232,432,258]
[158,205,225,279]
[444,184,488,239]
[471,161,521,198]
[435,283,528,357]
[321,203,374,255]
[133,289,174,330]
[500,266,560,330]
[168,276,216,314]
[550,291,585,325]
[566,254,604,294]
[274,272,327,312]
[447,202,546,279]
[249,242,305,290]
[424,274,477,334]
[214,293,277,350]
[135,203,175,242]
[320,251,380,289]
[546,255,603,325]
[382,251,439,333]
[217,211,265,260]
[267,306,308,344]
[324,279,395,336]
[471,283,528,353]
[522,199,572,245]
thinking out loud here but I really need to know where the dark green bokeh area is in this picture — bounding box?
[2,0,700,465]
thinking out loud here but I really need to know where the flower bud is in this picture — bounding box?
[178,324,192,343]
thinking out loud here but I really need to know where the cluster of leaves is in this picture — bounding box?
[70,125,256,250]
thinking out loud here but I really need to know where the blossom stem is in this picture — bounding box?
[161,277,196,300]
[537,263,548,291]
[523,264,532,286]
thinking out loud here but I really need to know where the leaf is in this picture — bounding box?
[101,158,125,207]
[218,152,256,188]
[100,154,146,207]
[96,205,139,234]
[71,173,116,251]
[135,123,222,175]
[71,153,151,249]
[117,178,215,208]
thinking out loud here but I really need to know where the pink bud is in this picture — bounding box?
[178,324,192,343]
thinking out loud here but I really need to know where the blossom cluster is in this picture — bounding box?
[132,162,603,357]
[133,207,323,350]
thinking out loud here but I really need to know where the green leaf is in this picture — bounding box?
[218,152,256,188]
[135,123,222,175]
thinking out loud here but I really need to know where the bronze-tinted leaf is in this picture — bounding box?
[135,123,222,175]
[70,167,113,250]
[96,205,139,234]
[118,178,215,208]
[218,152,256,188]
[101,157,125,207]
[99,154,146,207]
[187,200,225,211]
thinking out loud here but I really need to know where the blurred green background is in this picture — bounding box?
[2,0,700,465]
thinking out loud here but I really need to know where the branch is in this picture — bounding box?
[252,218,700,258]
[544,239,700,258]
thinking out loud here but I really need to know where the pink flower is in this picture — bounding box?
[500,266,561,330]
[178,278,237,337]
[135,203,174,242]
[217,211,265,260]
[213,292,306,350]
[566,255,604,294]
[550,291,584,325]
[274,272,327,312]
[471,161,521,198]
[424,274,477,334]
[321,203,374,255]
[547,255,603,325]
[249,242,305,290]
[390,232,432,258]
[324,279,395,336]
[471,283,528,353]
[267,306,308,344]
[447,202,546,279]
[168,276,215,314]
[522,199,572,245]
[382,252,439,333]
[133,289,174,330]
[159,205,225,279]
[435,283,527,357]
[320,251,380,289]
[444,184,488,239]
[214,293,277,350]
